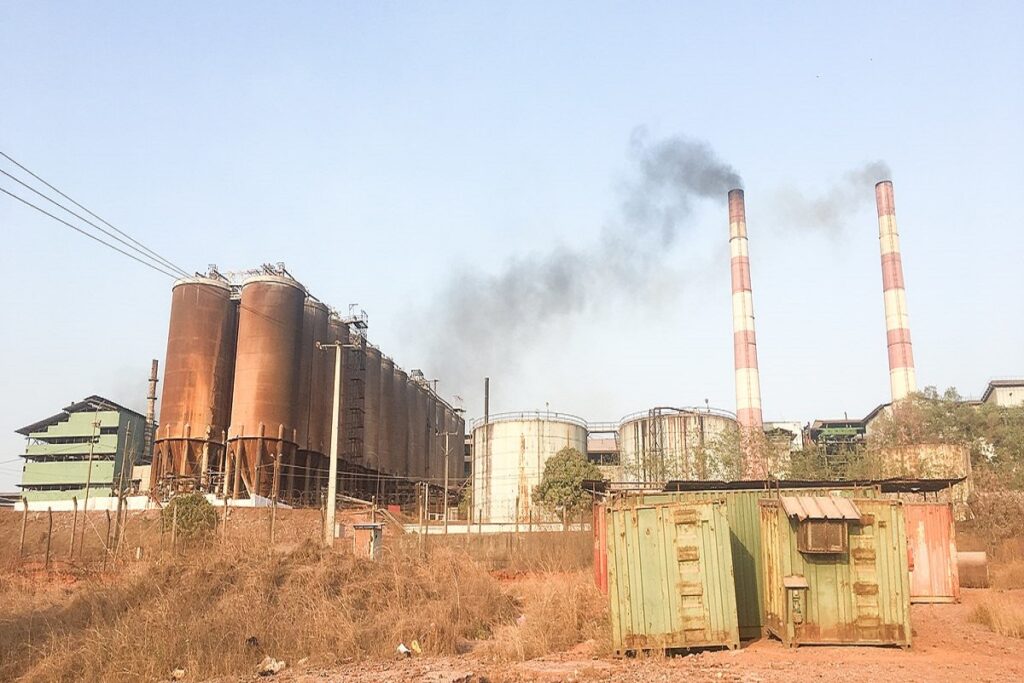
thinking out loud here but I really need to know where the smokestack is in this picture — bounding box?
[145,359,159,462]
[729,189,764,434]
[728,190,766,480]
[875,181,917,402]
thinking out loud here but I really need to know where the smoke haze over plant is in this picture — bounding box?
[772,161,892,234]
[418,130,742,394]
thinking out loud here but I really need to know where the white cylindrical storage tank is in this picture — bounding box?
[618,407,737,483]
[471,412,588,524]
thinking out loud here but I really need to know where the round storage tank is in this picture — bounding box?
[471,412,588,524]
[154,277,238,489]
[227,275,306,499]
[293,298,329,502]
[618,407,737,483]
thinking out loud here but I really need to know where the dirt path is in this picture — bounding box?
[275,589,1024,683]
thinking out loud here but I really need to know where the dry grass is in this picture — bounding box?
[971,595,1024,639]
[478,571,609,662]
[0,541,516,682]
[0,534,609,681]
[992,560,1024,590]
[428,530,594,573]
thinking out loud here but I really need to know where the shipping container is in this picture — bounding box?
[759,497,912,648]
[904,502,960,603]
[606,498,739,653]
[612,483,881,639]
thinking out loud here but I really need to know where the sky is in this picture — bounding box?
[1,2,1022,491]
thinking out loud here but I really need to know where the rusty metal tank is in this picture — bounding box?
[363,346,383,471]
[154,276,238,490]
[425,392,440,480]
[291,298,329,501]
[226,275,306,499]
[408,380,428,479]
[342,335,367,464]
[393,367,410,476]
[378,356,395,474]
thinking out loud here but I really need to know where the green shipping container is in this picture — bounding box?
[640,485,879,639]
[759,497,912,648]
[606,498,739,653]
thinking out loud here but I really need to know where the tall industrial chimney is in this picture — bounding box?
[728,189,764,478]
[875,180,917,402]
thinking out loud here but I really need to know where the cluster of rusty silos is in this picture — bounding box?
[155,267,463,505]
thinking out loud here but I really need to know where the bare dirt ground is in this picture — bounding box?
[272,589,1024,683]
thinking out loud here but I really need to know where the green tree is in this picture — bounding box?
[534,447,602,516]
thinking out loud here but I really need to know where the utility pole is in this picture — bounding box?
[320,340,343,548]
[78,409,100,558]
[443,430,449,535]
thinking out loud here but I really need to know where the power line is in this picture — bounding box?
[0,168,190,278]
[0,151,191,278]
[0,187,180,279]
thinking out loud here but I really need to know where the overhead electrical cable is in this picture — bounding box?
[0,168,190,278]
[0,151,190,277]
[0,187,180,279]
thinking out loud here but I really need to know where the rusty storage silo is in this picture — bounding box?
[378,356,395,473]
[363,346,383,472]
[154,276,238,491]
[427,392,441,480]
[392,367,410,476]
[293,298,329,503]
[408,381,428,479]
[226,275,306,499]
[759,496,912,648]
[342,335,366,465]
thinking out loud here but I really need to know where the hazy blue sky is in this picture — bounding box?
[2,2,1022,490]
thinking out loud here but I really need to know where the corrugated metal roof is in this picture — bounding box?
[780,496,861,521]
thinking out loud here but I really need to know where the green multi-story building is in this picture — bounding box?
[16,396,148,503]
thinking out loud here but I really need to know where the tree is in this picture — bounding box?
[534,447,602,517]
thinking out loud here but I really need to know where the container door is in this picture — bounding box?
[905,503,959,602]
[848,516,883,641]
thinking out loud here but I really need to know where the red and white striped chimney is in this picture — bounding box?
[875,180,917,402]
[728,189,764,441]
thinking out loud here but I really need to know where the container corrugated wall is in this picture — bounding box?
[904,502,960,603]
[759,497,912,647]
[606,498,739,653]
[636,486,880,639]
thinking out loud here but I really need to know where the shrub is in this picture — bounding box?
[161,494,218,541]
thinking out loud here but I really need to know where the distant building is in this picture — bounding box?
[15,396,147,502]
[981,379,1024,408]
[763,421,804,453]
